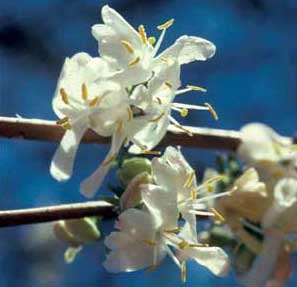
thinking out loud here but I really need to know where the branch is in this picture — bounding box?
[0,201,116,228]
[0,116,243,150]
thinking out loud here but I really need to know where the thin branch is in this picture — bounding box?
[0,116,243,150]
[0,201,116,228]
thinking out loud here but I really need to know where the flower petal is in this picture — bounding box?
[157,35,216,64]
[50,120,87,181]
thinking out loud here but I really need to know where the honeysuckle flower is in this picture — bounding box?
[50,52,126,181]
[92,5,216,86]
[238,123,297,186]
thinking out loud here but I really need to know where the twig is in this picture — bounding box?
[0,116,243,150]
[0,201,116,228]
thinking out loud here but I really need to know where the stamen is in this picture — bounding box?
[128,56,141,67]
[60,88,69,105]
[165,81,173,89]
[157,18,175,30]
[164,227,181,233]
[148,112,165,122]
[172,123,193,137]
[145,263,161,273]
[126,106,133,121]
[148,36,156,45]
[141,150,161,156]
[180,108,188,117]
[89,97,99,107]
[143,239,157,246]
[121,40,134,54]
[210,207,225,224]
[204,103,219,120]
[189,243,209,248]
[178,240,189,250]
[138,25,147,44]
[184,171,195,188]
[81,83,88,101]
[191,188,197,201]
[62,122,72,130]
[203,175,225,191]
[186,85,207,93]
[103,154,116,167]
[181,261,186,283]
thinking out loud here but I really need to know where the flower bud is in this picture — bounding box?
[120,172,153,210]
[64,217,101,243]
[117,157,152,186]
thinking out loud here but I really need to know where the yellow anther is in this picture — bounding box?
[62,122,72,130]
[148,112,165,122]
[138,25,147,44]
[191,188,197,201]
[189,243,209,248]
[204,102,219,120]
[157,18,175,30]
[121,40,134,54]
[206,183,215,193]
[172,124,193,137]
[148,36,156,45]
[180,108,188,117]
[145,263,161,273]
[128,56,141,67]
[103,154,116,167]
[141,150,161,156]
[164,227,181,233]
[126,106,133,121]
[143,239,157,246]
[186,85,207,93]
[81,83,88,101]
[178,240,189,250]
[181,261,186,283]
[164,81,173,89]
[89,97,99,107]
[56,117,69,126]
[60,88,69,105]
[183,171,195,188]
[203,175,224,186]
[210,207,225,224]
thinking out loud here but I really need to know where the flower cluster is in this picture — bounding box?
[50,5,217,198]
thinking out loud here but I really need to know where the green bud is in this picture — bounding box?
[117,157,152,186]
[64,217,101,243]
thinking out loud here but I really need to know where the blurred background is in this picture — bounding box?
[0,0,297,286]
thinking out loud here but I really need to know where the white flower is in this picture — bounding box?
[238,123,297,182]
[92,5,216,86]
[50,52,125,181]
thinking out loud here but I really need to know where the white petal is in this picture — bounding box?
[184,246,229,276]
[141,184,179,229]
[80,123,126,197]
[50,120,87,181]
[157,35,216,64]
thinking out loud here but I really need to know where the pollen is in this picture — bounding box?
[181,261,186,283]
[148,36,156,45]
[148,111,165,122]
[186,85,207,93]
[210,207,226,224]
[157,18,175,30]
[126,106,133,121]
[184,171,195,188]
[138,25,148,44]
[89,97,99,107]
[128,56,141,67]
[178,240,189,250]
[121,40,135,54]
[205,102,219,120]
[180,108,188,117]
[60,88,69,105]
[81,83,88,101]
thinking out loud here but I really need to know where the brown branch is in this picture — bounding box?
[0,201,116,228]
[0,116,242,150]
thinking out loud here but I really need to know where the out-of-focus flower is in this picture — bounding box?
[238,123,297,189]
[92,5,216,86]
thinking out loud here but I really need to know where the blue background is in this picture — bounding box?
[0,0,296,286]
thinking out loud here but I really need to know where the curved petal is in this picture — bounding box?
[141,184,178,229]
[50,120,87,181]
[157,35,216,64]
